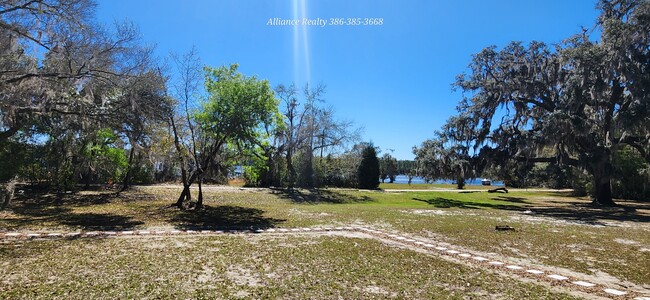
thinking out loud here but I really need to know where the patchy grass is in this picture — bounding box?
[0,234,579,299]
[1,185,650,295]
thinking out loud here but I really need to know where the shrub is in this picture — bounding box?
[357,145,380,189]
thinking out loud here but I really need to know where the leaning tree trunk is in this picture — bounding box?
[1,176,18,210]
[591,150,616,206]
[175,183,191,208]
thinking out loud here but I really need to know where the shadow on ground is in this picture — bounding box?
[2,189,284,231]
[271,188,373,204]
[412,197,528,211]
[170,205,285,230]
[413,194,650,224]
[1,190,151,230]
[528,200,650,224]
[2,202,145,231]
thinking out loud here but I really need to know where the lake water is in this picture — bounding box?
[390,175,504,186]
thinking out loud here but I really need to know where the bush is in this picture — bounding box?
[357,145,380,189]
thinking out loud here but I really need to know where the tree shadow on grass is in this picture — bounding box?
[3,190,146,231]
[170,205,285,230]
[528,201,650,224]
[271,188,373,204]
[2,207,145,231]
[58,213,144,230]
[412,197,527,211]
[413,194,650,224]
[492,196,528,203]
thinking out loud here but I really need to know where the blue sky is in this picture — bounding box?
[96,0,600,160]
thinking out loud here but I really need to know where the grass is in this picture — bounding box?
[379,183,504,190]
[0,235,579,299]
[1,185,649,298]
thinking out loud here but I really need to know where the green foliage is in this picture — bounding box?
[81,129,129,182]
[396,160,416,175]
[241,145,270,187]
[414,129,474,189]
[380,153,398,183]
[612,146,650,201]
[319,153,359,188]
[357,144,380,189]
[188,64,280,190]
[197,64,280,146]
[0,140,30,182]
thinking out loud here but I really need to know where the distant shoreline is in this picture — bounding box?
[391,175,505,186]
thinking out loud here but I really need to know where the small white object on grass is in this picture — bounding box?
[603,289,626,296]
[572,281,595,287]
[547,274,568,281]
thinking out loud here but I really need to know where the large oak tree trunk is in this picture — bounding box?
[456,167,466,190]
[591,150,616,206]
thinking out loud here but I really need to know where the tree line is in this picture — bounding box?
[0,0,395,209]
[1,0,648,209]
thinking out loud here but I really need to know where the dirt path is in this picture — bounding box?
[2,225,647,299]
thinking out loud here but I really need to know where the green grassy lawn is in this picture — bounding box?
[379,182,503,190]
[1,185,649,298]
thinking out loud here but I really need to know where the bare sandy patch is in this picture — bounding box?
[226,265,263,287]
[361,285,396,297]
[403,209,478,216]
[614,238,640,245]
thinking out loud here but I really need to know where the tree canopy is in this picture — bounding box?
[444,0,649,205]
[172,64,281,208]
